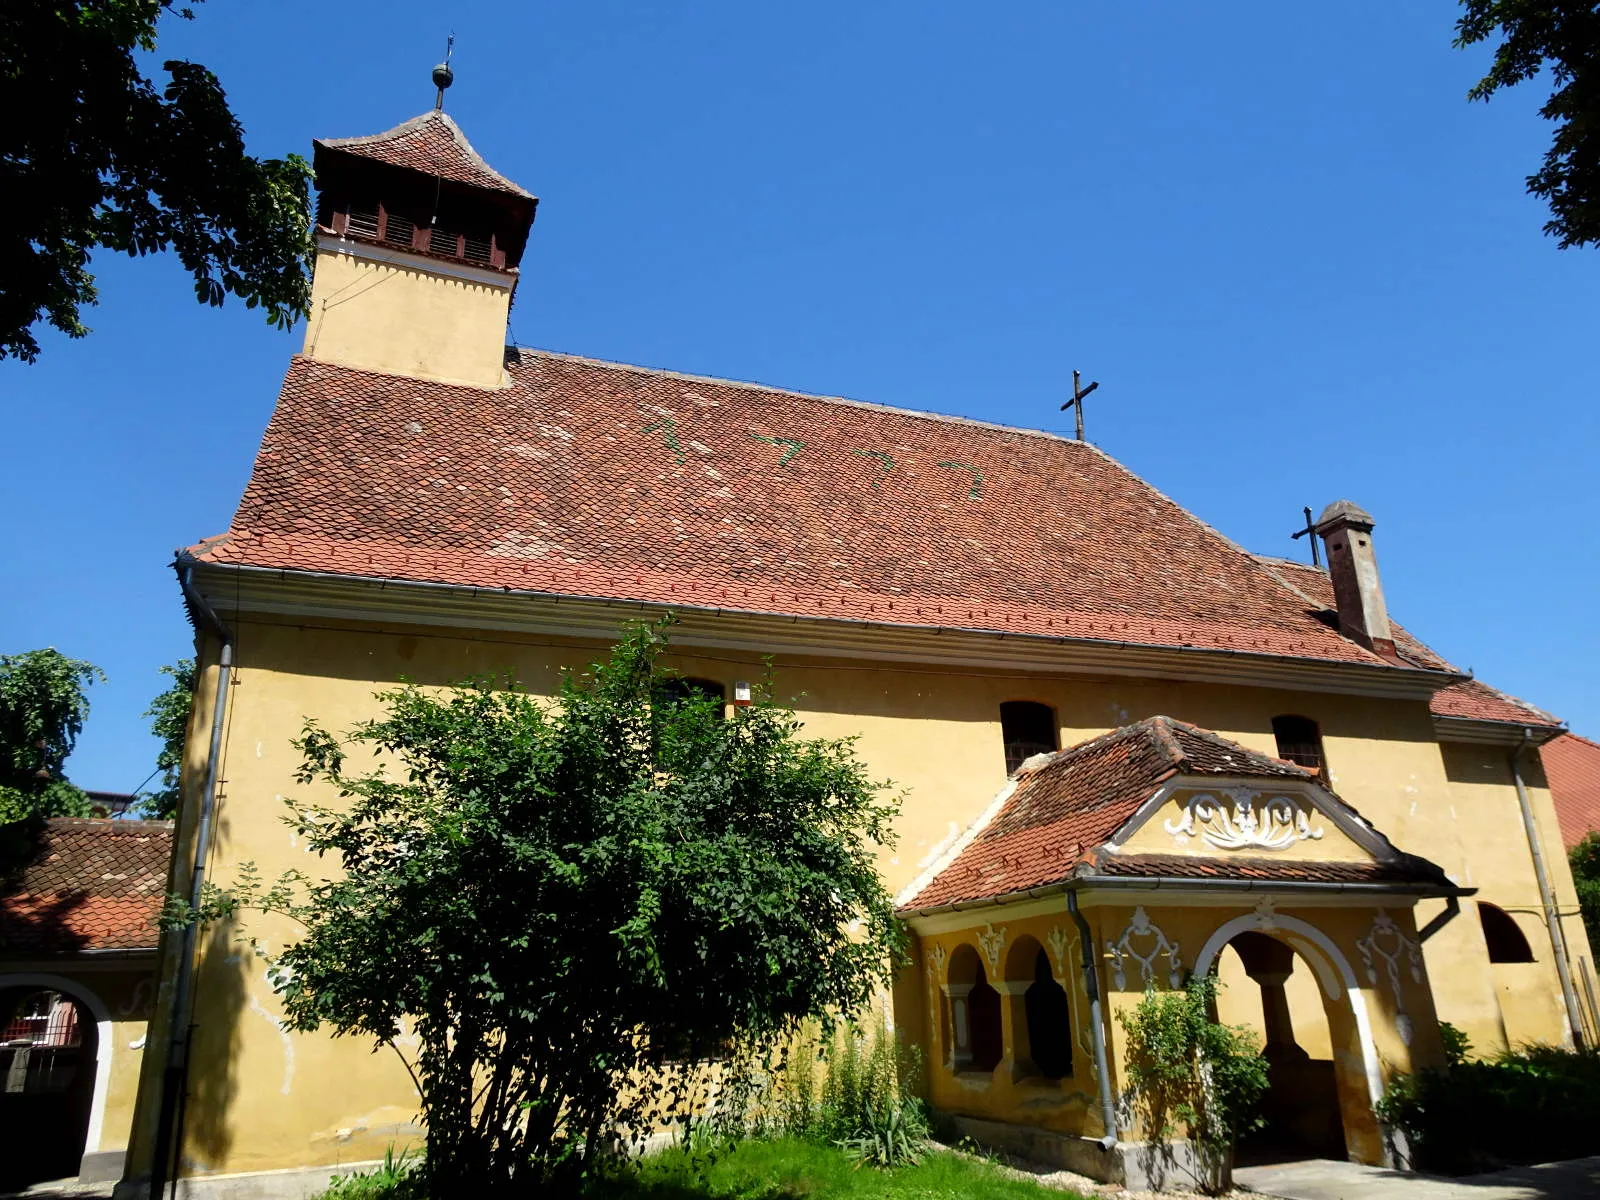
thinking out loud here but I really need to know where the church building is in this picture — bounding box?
[110,93,1594,1196]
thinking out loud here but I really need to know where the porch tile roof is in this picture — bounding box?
[899,717,1324,912]
[186,353,1455,675]
[315,111,534,199]
[0,819,172,955]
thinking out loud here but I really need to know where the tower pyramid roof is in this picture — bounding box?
[316,110,533,199]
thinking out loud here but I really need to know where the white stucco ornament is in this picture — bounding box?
[977,923,1008,972]
[1044,925,1070,977]
[1252,896,1280,931]
[1357,909,1425,1046]
[1109,906,1184,990]
[1164,787,1324,851]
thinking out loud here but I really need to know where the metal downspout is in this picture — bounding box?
[1509,729,1585,1049]
[149,566,234,1198]
[1067,889,1119,1147]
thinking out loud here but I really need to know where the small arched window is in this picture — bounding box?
[1001,701,1059,775]
[1272,715,1327,776]
[658,677,726,715]
[1479,903,1535,963]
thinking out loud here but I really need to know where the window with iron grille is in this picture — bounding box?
[1272,715,1326,775]
[1001,701,1058,776]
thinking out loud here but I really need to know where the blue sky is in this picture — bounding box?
[4,1,1597,794]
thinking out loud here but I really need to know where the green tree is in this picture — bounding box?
[140,658,195,820]
[1455,2,1600,249]
[0,648,105,824]
[1571,832,1600,955]
[1117,975,1269,1194]
[176,620,901,1197]
[1,0,313,363]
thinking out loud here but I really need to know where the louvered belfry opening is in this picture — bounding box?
[312,118,536,274]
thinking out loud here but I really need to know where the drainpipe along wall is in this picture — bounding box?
[148,570,234,1198]
[1509,729,1585,1049]
[1067,890,1119,1148]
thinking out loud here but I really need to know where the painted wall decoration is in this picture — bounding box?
[977,923,1007,973]
[1164,788,1325,851]
[1108,907,1184,991]
[1357,909,1425,1046]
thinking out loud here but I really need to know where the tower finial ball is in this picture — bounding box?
[432,62,454,92]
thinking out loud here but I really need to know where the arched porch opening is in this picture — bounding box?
[0,982,104,1189]
[1195,915,1385,1167]
[1215,932,1344,1164]
[946,942,1002,1074]
[1000,935,1072,1082]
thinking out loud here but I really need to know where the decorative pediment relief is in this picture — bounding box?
[1111,782,1379,865]
[1163,788,1324,851]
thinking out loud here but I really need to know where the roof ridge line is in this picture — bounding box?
[514,347,1104,449]
[1148,715,1189,769]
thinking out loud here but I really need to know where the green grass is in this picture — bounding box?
[585,1137,1090,1199]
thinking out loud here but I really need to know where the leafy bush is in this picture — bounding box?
[1117,976,1269,1194]
[1377,1043,1600,1174]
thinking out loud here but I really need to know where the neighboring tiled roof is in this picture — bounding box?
[316,111,534,199]
[1262,558,1562,730]
[1543,732,1600,849]
[0,819,172,954]
[1090,851,1454,888]
[900,717,1323,911]
[189,352,1459,673]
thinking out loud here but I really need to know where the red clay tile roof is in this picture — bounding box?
[316,111,533,199]
[188,352,1457,673]
[1089,851,1453,888]
[1,819,172,955]
[1262,557,1562,730]
[1542,732,1600,849]
[900,717,1333,911]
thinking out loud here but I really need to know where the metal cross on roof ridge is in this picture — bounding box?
[1059,369,1100,441]
[1290,504,1322,567]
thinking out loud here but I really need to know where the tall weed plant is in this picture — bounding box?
[777,1017,930,1166]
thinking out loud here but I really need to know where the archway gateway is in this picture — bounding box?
[0,980,110,1189]
[897,717,1465,1188]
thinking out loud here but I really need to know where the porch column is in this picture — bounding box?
[1233,931,1307,1063]
[942,983,973,1069]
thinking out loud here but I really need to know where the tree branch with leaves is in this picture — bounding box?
[1455,1,1600,249]
[1,0,314,362]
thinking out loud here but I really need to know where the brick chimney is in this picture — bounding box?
[1314,500,1397,659]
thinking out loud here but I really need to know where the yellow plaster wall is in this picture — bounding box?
[1433,742,1595,1051]
[132,610,1579,1176]
[301,247,512,389]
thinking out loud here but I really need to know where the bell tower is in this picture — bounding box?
[301,65,537,388]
